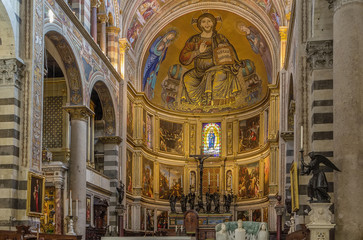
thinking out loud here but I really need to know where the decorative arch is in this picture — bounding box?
[44,30,84,106]
[0,1,16,59]
[90,80,117,136]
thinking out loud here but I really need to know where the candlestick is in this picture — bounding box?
[66,198,69,216]
[181,175,183,188]
[231,176,233,190]
[69,190,72,216]
[76,199,78,217]
[301,126,303,149]
[217,174,219,187]
[208,171,210,185]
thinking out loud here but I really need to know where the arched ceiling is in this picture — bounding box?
[120,0,288,114]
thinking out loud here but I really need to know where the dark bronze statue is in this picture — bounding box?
[206,192,212,213]
[197,195,205,213]
[224,193,233,213]
[116,181,125,205]
[301,152,340,202]
[187,192,195,210]
[180,194,187,213]
[169,194,177,213]
[213,192,220,213]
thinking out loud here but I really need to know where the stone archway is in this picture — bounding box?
[91,80,116,136]
[45,31,84,105]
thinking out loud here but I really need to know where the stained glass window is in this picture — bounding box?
[202,122,221,156]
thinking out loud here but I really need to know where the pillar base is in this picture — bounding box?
[306,203,335,240]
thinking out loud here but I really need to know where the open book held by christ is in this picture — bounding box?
[213,45,235,65]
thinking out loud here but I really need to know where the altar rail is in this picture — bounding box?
[0,230,81,240]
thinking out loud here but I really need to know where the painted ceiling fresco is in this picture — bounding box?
[141,10,272,113]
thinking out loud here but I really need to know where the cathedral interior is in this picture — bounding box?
[0,0,362,239]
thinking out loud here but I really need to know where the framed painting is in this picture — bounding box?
[290,162,299,212]
[27,172,45,217]
[86,196,91,224]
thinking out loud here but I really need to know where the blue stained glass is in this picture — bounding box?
[202,122,221,156]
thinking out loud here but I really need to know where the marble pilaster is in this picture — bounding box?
[90,0,100,42]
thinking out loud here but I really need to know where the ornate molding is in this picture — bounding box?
[99,136,122,144]
[306,40,333,70]
[0,59,25,89]
[280,131,294,141]
[63,105,94,121]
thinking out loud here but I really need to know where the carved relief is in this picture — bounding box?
[0,59,25,89]
[306,40,333,70]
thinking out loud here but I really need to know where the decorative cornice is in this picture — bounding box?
[99,136,122,144]
[306,40,333,70]
[0,58,26,89]
[63,105,94,121]
[280,131,294,141]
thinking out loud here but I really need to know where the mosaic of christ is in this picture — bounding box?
[142,10,271,113]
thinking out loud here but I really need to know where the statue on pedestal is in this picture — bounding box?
[301,152,340,202]
[206,192,212,213]
[213,192,220,213]
[180,194,187,213]
[223,193,233,213]
[169,194,177,213]
[188,192,195,210]
[116,181,125,205]
[257,223,268,240]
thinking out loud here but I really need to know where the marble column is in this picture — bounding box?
[332,0,363,239]
[98,14,108,53]
[64,106,94,239]
[90,0,100,42]
[54,181,63,235]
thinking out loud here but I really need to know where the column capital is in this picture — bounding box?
[98,14,108,23]
[0,58,25,89]
[327,0,363,10]
[106,26,121,34]
[63,105,94,121]
[99,136,122,144]
[91,0,101,8]
[119,38,130,52]
[306,40,333,70]
[279,26,288,41]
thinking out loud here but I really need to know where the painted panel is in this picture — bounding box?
[238,161,260,199]
[159,164,183,199]
[159,119,183,154]
[239,116,260,152]
[142,157,154,198]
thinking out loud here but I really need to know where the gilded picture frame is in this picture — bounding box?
[290,162,299,212]
[27,172,45,217]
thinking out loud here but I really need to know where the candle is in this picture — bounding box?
[217,174,219,187]
[301,126,303,149]
[65,198,68,216]
[76,199,79,217]
[70,190,72,216]
[169,177,171,189]
[231,176,233,189]
[208,172,210,185]
[181,175,183,188]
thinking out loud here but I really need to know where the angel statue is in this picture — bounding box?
[301,152,340,202]
[116,181,125,205]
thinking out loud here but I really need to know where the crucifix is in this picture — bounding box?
[190,146,214,213]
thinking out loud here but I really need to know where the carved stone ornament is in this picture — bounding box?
[306,40,333,70]
[99,136,122,144]
[63,105,94,121]
[0,59,25,89]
